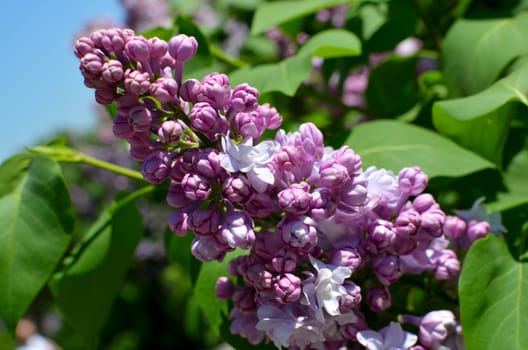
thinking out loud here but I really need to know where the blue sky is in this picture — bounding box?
[0,1,125,162]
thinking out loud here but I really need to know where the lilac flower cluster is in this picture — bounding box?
[76,29,496,349]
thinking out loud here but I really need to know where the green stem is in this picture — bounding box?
[209,45,248,69]
[80,153,145,181]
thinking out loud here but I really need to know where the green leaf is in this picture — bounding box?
[459,235,528,350]
[297,29,361,58]
[229,54,313,96]
[343,120,494,178]
[250,0,349,35]
[365,55,420,118]
[49,195,143,345]
[443,12,528,97]
[0,156,74,334]
[433,62,528,165]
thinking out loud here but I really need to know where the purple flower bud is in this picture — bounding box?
[258,103,282,130]
[309,188,336,220]
[274,273,302,303]
[431,249,460,280]
[218,209,255,249]
[166,182,193,209]
[216,276,235,300]
[419,310,456,349]
[189,206,220,236]
[193,148,222,178]
[129,143,155,161]
[168,209,189,236]
[189,102,221,138]
[191,235,227,262]
[74,37,94,58]
[394,209,421,236]
[179,78,201,103]
[443,215,467,240]
[244,264,274,290]
[233,110,266,140]
[125,36,151,62]
[319,161,350,188]
[252,230,283,261]
[100,28,128,54]
[278,182,312,214]
[141,150,171,184]
[124,69,151,95]
[399,166,428,196]
[367,219,396,253]
[112,114,134,139]
[198,73,231,109]
[366,286,391,313]
[234,287,256,312]
[413,193,437,213]
[279,215,318,255]
[80,53,104,78]
[340,313,368,340]
[329,247,363,271]
[337,176,368,208]
[168,34,198,62]
[223,175,253,204]
[244,192,275,218]
[149,37,168,58]
[272,248,297,273]
[181,173,211,201]
[228,255,251,276]
[340,281,362,310]
[101,60,124,83]
[94,88,116,105]
[466,220,490,244]
[157,120,183,145]
[419,207,446,238]
[230,83,259,113]
[128,105,153,132]
[333,146,362,175]
[372,254,402,285]
[150,77,178,103]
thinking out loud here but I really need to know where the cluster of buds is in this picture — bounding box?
[76,29,497,350]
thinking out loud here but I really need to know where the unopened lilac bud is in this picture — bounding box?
[80,53,104,78]
[244,264,273,290]
[367,219,396,253]
[198,73,231,109]
[166,182,193,209]
[419,207,446,238]
[94,88,116,105]
[189,206,220,236]
[125,36,151,62]
[466,220,490,244]
[394,209,421,236]
[230,83,259,113]
[218,210,255,249]
[223,175,252,204]
[419,310,456,349]
[112,114,134,139]
[149,37,168,58]
[278,182,312,214]
[181,173,211,201]
[141,150,171,184]
[413,193,437,213]
[234,287,256,311]
[244,192,275,218]
[150,77,178,103]
[333,146,362,175]
[216,276,235,300]
[274,273,301,304]
[431,249,460,280]
[189,102,219,133]
[168,210,189,236]
[128,105,153,132]
[129,143,154,161]
[124,69,151,94]
[399,166,428,196]
[366,286,391,313]
[191,235,227,262]
[180,78,201,103]
[193,148,222,178]
[257,103,282,130]
[101,60,124,83]
[340,281,362,310]
[279,215,318,255]
[168,34,198,62]
[309,188,336,220]
[100,28,128,54]
[372,254,402,285]
[319,161,350,188]
[272,248,297,273]
[228,255,250,276]
[158,120,183,145]
[330,247,363,272]
[74,37,94,58]
[233,111,266,140]
[443,215,467,240]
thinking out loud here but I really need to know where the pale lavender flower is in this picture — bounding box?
[357,322,418,350]
[220,136,279,192]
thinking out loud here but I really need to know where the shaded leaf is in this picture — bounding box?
[250,0,349,35]
[443,12,528,97]
[433,62,528,165]
[297,29,361,58]
[0,156,74,333]
[344,120,494,178]
[49,195,143,345]
[459,235,528,350]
